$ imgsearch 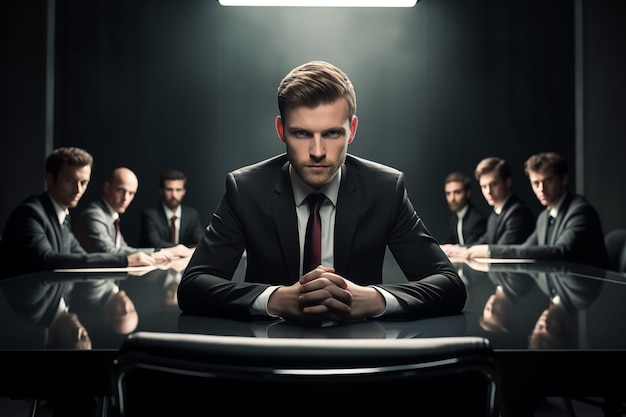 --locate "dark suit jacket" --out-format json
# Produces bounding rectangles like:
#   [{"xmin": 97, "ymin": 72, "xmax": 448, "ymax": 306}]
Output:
[
  {"xmin": 0, "ymin": 193, "xmax": 128, "ymax": 280},
  {"xmin": 442, "ymin": 202, "xmax": 487, "ymax": 245},
  {"xmin": 178, "ymin": 154, "xmax": 466, "ymax": 321},
  {"xmin": 479, "ymin": 193, "xmax": 535, "ymax": 244},
  {"xmin": 139, "ymin": 204, "xmax": 204, "ymax": 248},
  {"xmin": 490, "ymin": 193, "xmax": 610, "ymax": 268}
]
